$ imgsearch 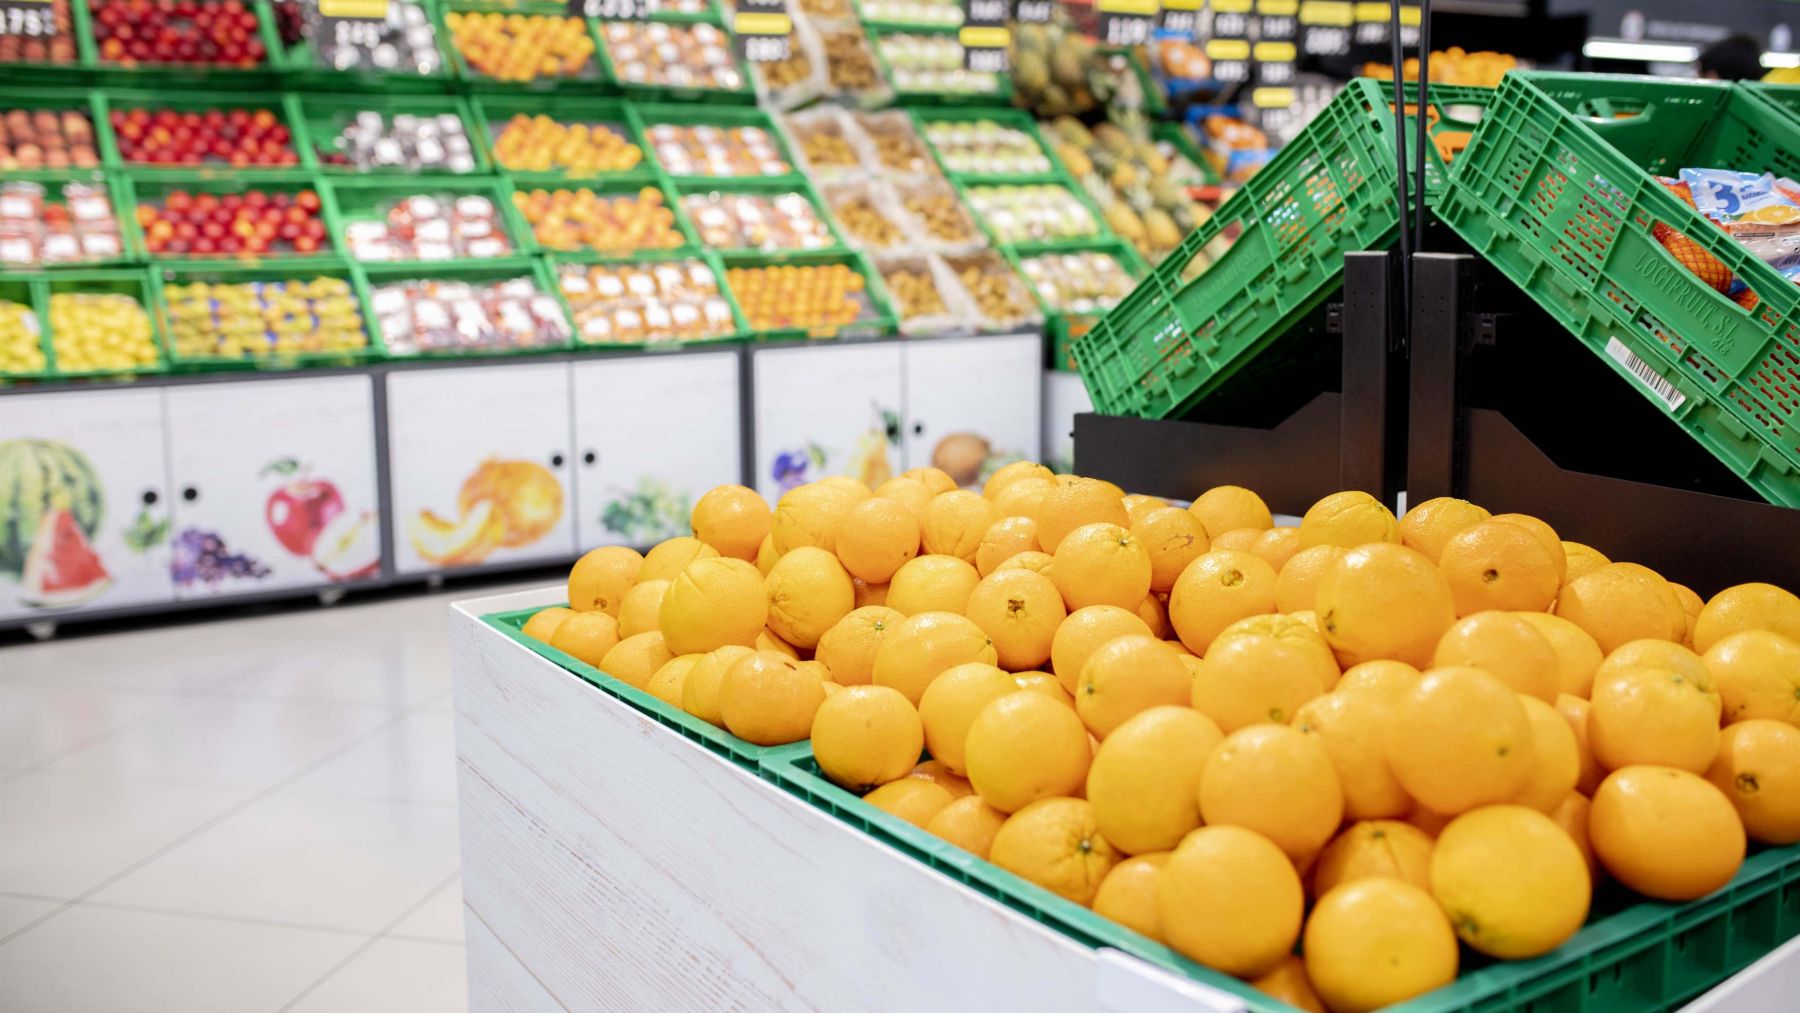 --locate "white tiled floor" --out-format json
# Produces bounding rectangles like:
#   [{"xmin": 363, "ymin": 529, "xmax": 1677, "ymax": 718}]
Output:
[{"xmin": 0, "ymin": 579, "xmax": 531, "ymax": 1012}]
